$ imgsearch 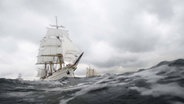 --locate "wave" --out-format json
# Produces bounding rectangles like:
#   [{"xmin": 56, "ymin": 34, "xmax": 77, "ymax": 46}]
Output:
[{"xmin": 0, "ymin": 59, "xmax": 184, "ymax": 104}]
